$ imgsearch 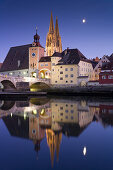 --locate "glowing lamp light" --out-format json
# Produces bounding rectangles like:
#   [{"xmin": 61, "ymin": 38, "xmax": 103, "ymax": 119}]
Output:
[
  {"xmin": 83, "ymin": 146, "xmax": 87, "ymax": 156},
  {"xmin": 24, "ymin": 113, "xmax": 27, "ymax": 120},
  {"xmin": 33, "ymin": 109, "xmax": 37, "ymax": 115},
  {"xmin": 11, "ymin": 113, "xmax": 13, "ymax": 117},
  {"xmin": 40, "ymin": 109, "xmax": 45, "ymax": 115}
]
